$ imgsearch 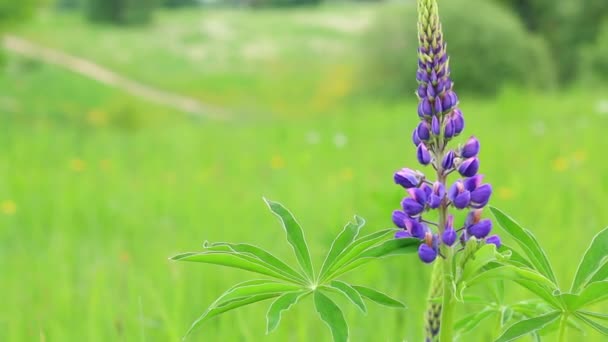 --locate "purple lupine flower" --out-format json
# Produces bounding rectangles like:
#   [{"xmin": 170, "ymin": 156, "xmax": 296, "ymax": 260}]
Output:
[
  {"xmin": 390, "ymin": 0, "xmax": 497, "ymax": 274},
  {"xmin": 458, "ymin": 157, "xmax": 479, "ymax": 177},
  {"xmin": 486, "ymin": 235, "xmax": 502, "ymax": 248},
  {"xmin": 428, "ymin": 182, "xmax": 445, "ymax": 209},
  {"xmin": 417, "ymin": 143, "xmax": 432, "ymax": 165},
  {"xmin": 461, "ymin": 136, "xmax": 480, "ymax": 158},
  {"xmin": 448, "ymin": 180, "xmax": 471, "ymax": 209},
  {"xmin": 394, "ymin": 168, "xmax": 423, "ymax": 189}
]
